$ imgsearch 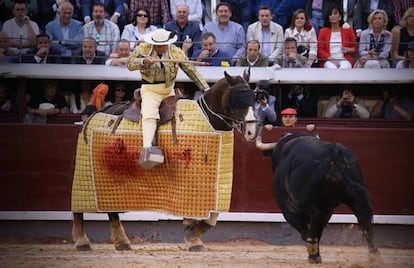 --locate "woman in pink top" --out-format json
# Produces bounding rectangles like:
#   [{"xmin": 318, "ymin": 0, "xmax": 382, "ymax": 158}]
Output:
[{"xmin": 317, "ymin": 7, "xmax": 357, "ymax": 68}]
